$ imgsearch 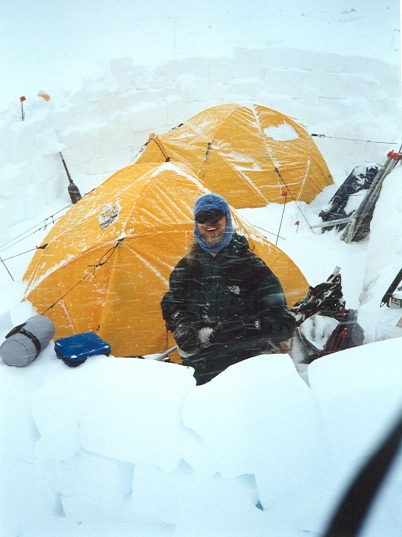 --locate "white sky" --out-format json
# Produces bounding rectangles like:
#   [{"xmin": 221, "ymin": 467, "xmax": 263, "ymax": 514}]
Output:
[{"xmin": 1, "ymin": 0, "xmax": 400, "ymax": 106}]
